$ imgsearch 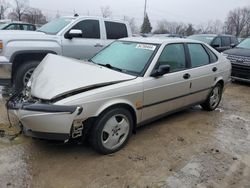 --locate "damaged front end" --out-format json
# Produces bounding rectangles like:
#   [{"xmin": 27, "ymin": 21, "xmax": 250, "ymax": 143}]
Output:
[{"xmin": 6, "ymin": 83, "xmax": 84, "ymax": 142}]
